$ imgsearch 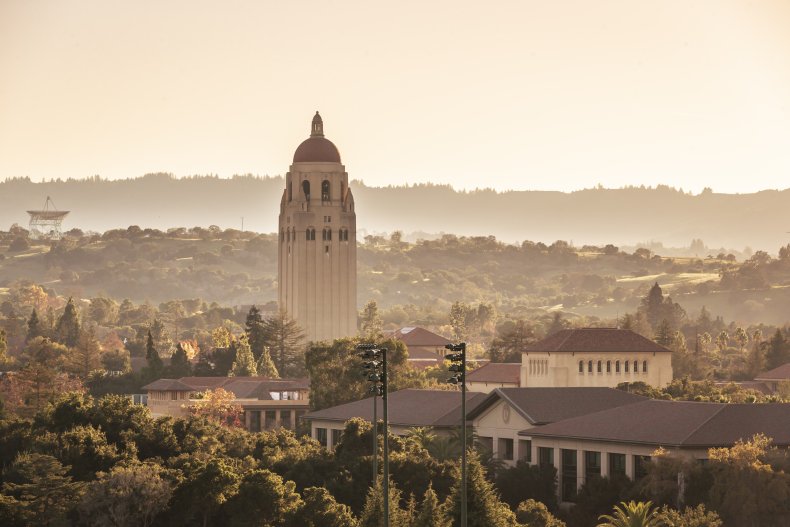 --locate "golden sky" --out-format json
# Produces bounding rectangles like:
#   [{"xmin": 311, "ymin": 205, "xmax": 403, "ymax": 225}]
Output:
[{"xmin": 1, "ymin": 0, "xmax": 789, "ymax": 192}]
